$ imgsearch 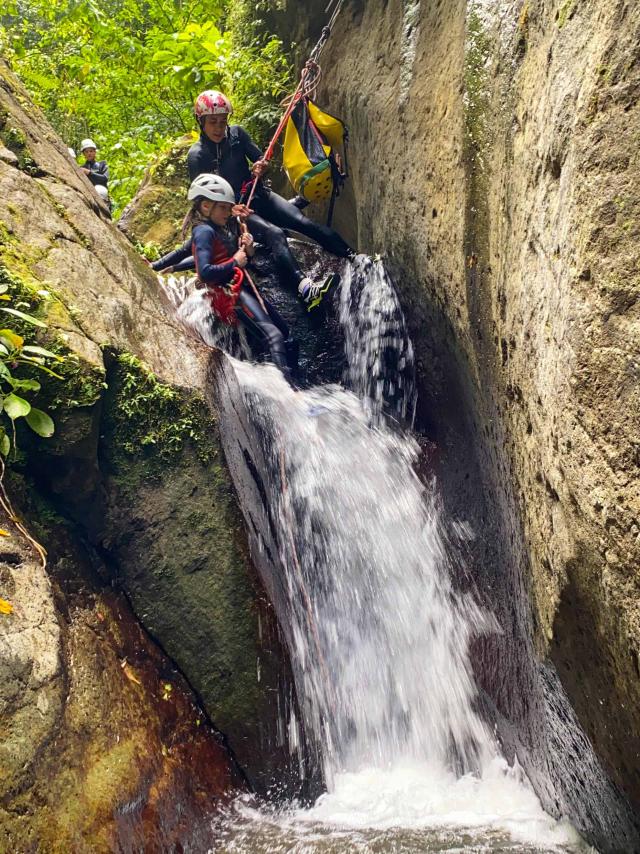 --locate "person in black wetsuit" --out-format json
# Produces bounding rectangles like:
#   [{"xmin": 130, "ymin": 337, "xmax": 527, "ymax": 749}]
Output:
[
  {"xmin": 153, "ymin": 90, "xmax": 354, "ymax": 308},
  {"xmin": 80, "ymin": 138, "xmax": 111, "ymax": 212},
  {"xmin": 187, "ymin": 172, "xmax": 296, "ymax": 383}
]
